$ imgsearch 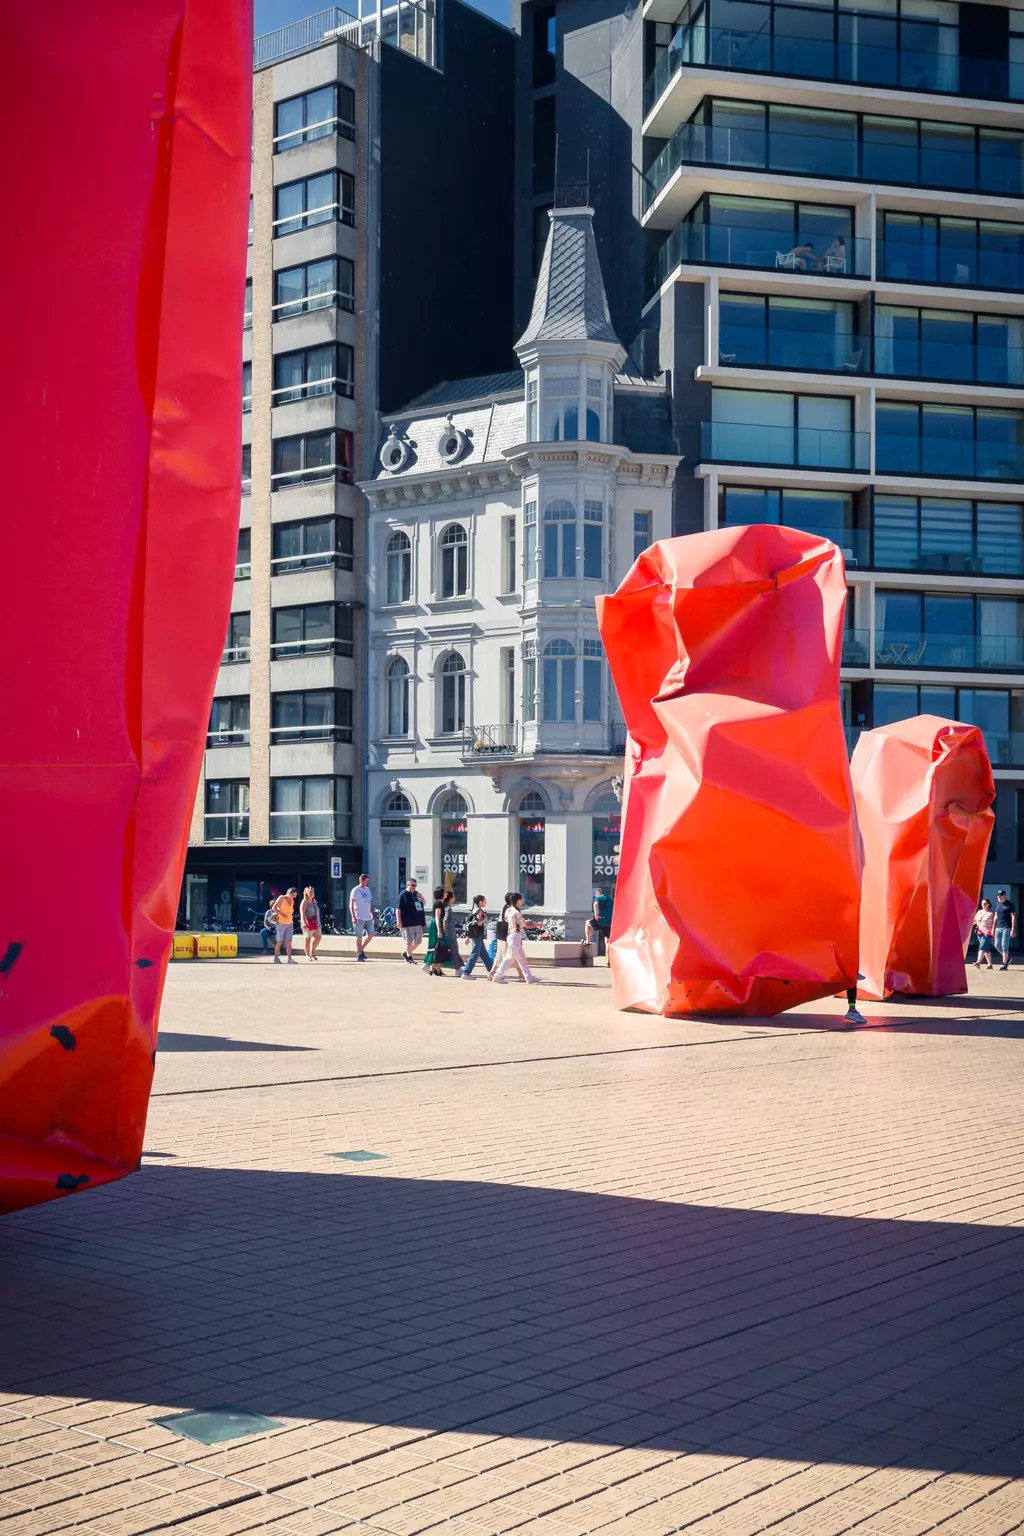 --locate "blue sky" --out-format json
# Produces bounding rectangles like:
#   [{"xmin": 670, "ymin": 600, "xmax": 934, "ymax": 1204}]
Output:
[{"xmin": 255, "ymin": 0, "xmax": 510, "ymax": 33}]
